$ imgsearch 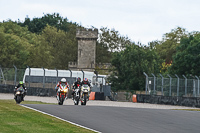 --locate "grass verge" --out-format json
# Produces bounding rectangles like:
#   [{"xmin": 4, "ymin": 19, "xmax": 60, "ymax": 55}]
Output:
[
  {"xmin": 174, "ymin": 109, "xmax": 200, "ymax": 111},
  {"xmin": 0, "ymin": 100, "xmax": 94, "ymax": 133}
]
